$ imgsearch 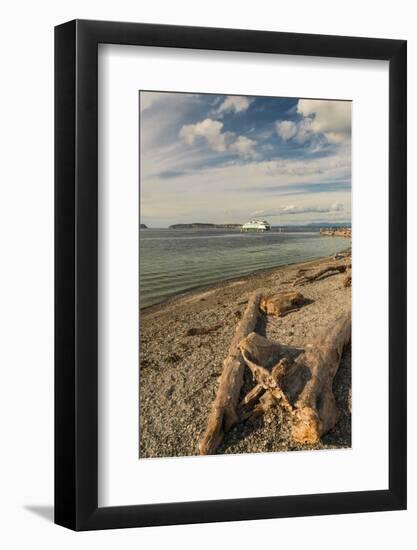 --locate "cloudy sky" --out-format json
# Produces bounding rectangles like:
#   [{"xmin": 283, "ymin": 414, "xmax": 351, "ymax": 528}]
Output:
[{"xmin": 140, "ymin": 91, "xmax": 351, "ymax": 227}]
